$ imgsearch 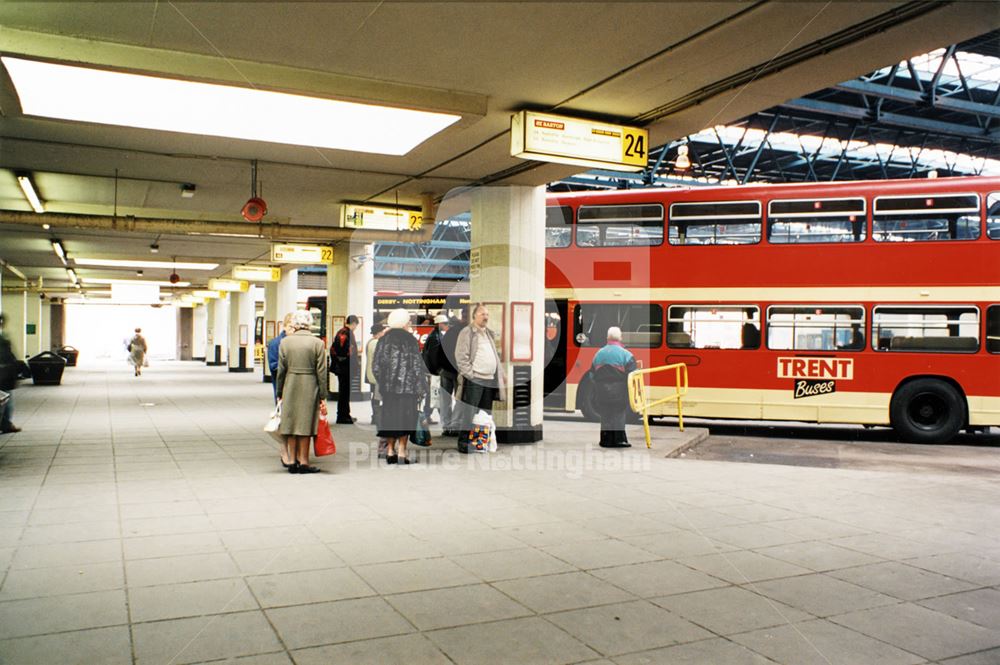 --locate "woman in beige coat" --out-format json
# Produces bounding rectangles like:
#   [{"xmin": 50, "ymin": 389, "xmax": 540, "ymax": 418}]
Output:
[{"xmin": 276, "ymin": 310, "xmax": 328, "ymax": 474}]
